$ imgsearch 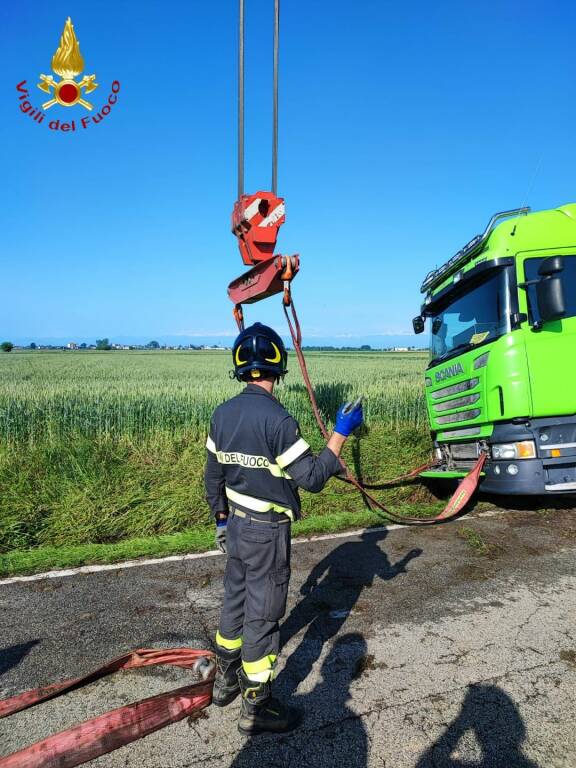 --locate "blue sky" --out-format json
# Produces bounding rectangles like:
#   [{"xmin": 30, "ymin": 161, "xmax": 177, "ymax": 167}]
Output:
[{"xmin": 2, "ymin": 0, "xmax": 576, "ymax": 346}]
